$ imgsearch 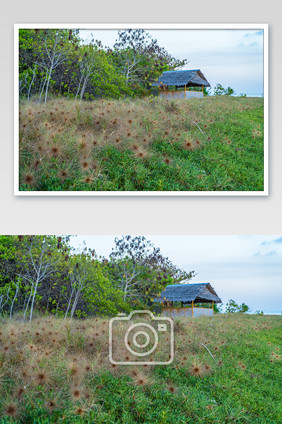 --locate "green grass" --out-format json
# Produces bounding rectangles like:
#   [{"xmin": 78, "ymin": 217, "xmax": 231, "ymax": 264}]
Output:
[
  {"xmin": 0, "ymin": 314, "xmax": 280, "ymax": 423},
  {"xmin": 19, "ymin": 96, "xmax": 264, "ymax": 192}
]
